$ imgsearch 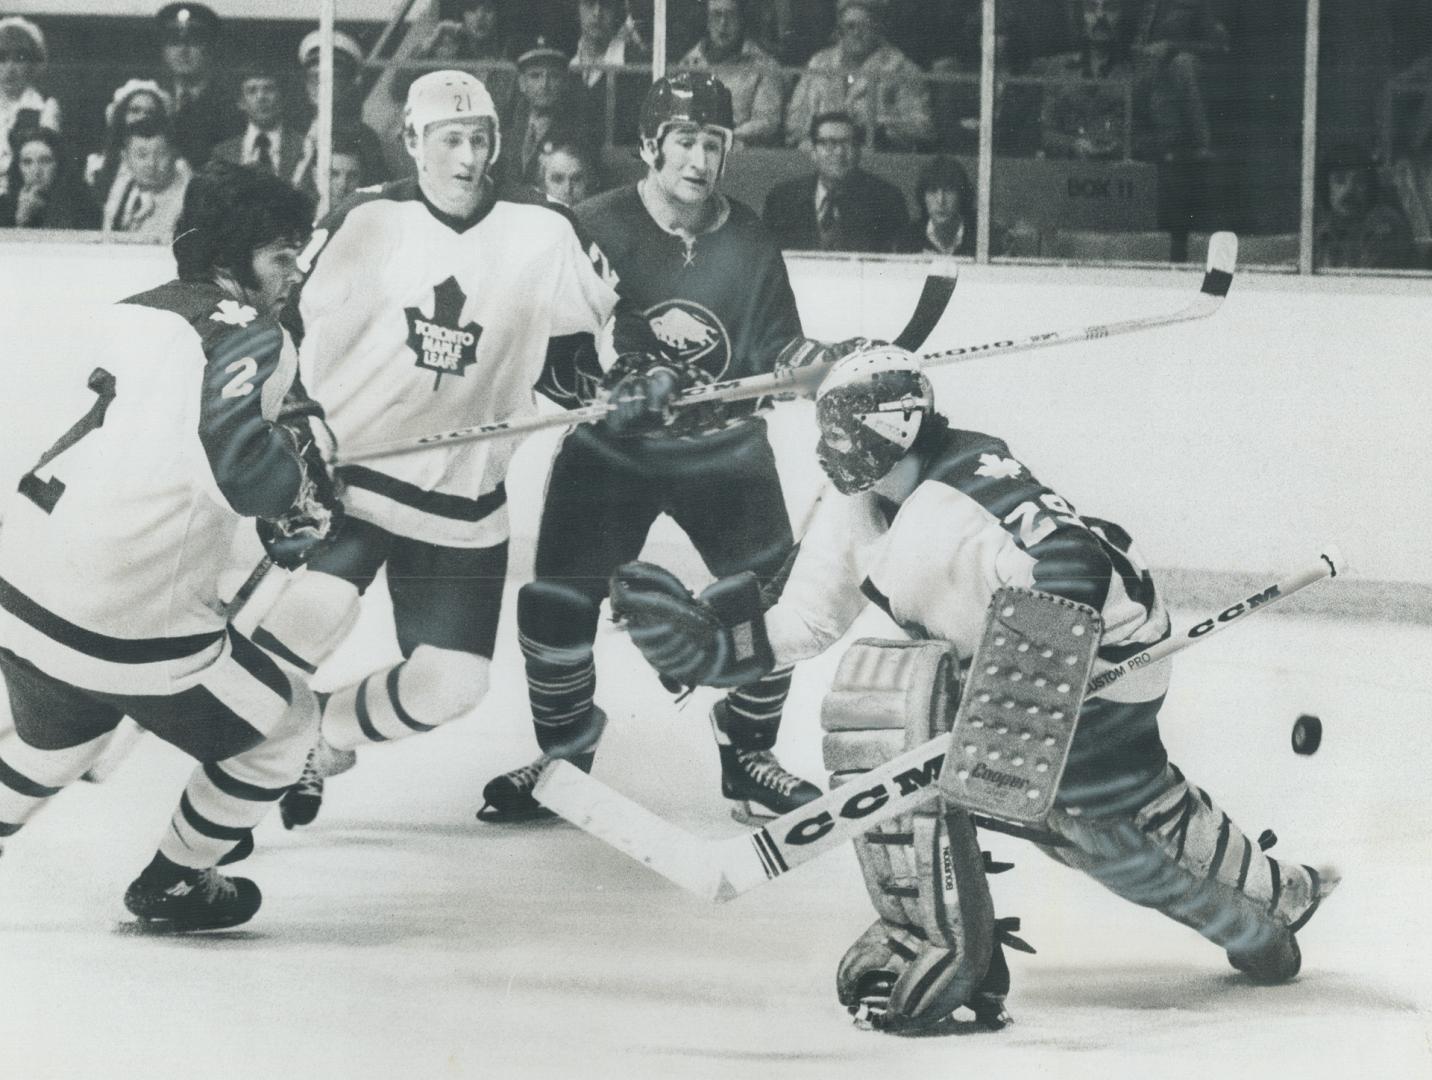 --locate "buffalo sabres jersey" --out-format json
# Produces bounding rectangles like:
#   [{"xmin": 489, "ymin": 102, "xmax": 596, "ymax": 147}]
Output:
[
  {"xmin": 290, "ymin": 178, "xmax": 617, "ymax": 547},
  {"xmin": 575, "ymin": 185, "xmax": 803, "ymax": 436},
  {"xmin": 0, "ymin": 281, "xmax": 305, "ymax": 696},
  {"xmin": 766, "ymin": 428, "xmax": 1173, "ymax": 704}
]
